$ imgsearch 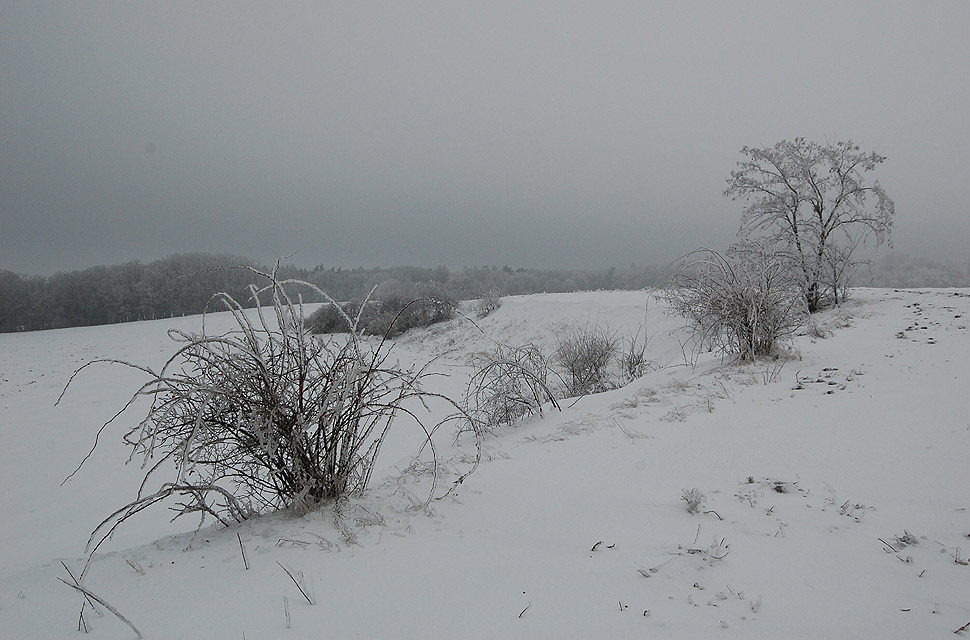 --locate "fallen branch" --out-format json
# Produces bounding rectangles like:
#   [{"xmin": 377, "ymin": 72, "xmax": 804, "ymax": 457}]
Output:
[
  {"xmin": 58, "ymin": 578, "xmax": 142, "ymax": 639},
  {"xmin": 277, "ymin": 561, "xmax": 314, "ymax": 605},
  {"xmin": 60, "ymin": 562, "xmax": 100, "ymax": 615},
  {"xmin": 877, "ymin": 537, "xmax": 899, "ymax": 553},
  {"xmin": 78, "ymin": 601, "xmax": 91, "ymax": 633}
]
